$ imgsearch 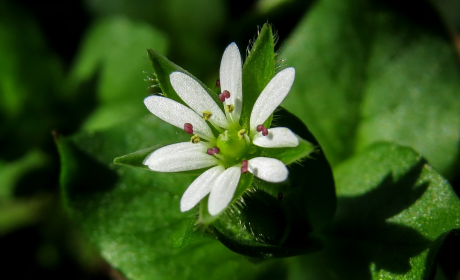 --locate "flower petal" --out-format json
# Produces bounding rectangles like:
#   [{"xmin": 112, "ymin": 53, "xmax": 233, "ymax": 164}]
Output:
[
  {"xmin": 208, "ymin": 166, "xmax": 241, "ymax": 216},
  {"xmin": 180, "ymin": 165, "xmax": 224, "ymax": 212},
  {"xmin": 252, "ymin": 127, "xmax": 299, "ymax": 148},
  {"xmin": 144, "ymin": 142, "xmax": 218, "ymax": 172},
  {"xmin": 248, "ymin": 157, "xmax": 288, "ymax": 183},
  {"xmin": 250, "ymin": 67, "xmax": 295, "ymax": 131},
  {"xmin": 219, "ymin": 43, "xmax": 242, "ymax": 122},
  {"xmin": 170, "ymin": 72, "xmax": 228, "ymax": 129},
  {"xmin": 144, "ymin": 95, "xmax": 215, "ymax": 141}
]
